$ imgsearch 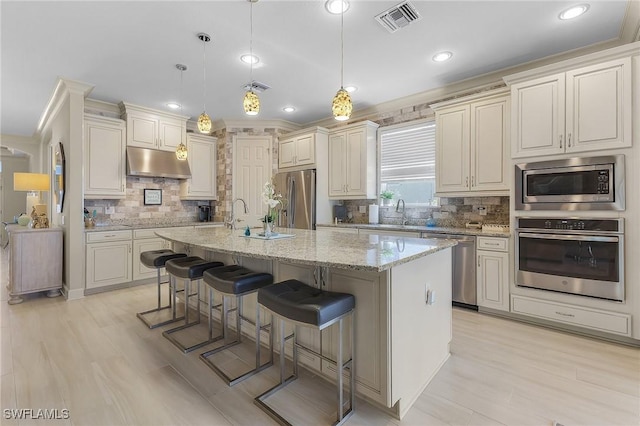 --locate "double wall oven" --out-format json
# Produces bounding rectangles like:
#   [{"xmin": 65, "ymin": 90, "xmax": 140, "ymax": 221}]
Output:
[{"xmin": 514, "ymin": 155, "xmax": 626, "ymax": 302}]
